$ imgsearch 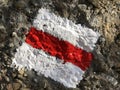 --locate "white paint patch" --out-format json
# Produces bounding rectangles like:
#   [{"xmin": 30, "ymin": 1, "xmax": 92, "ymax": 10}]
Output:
[
  {"xmin": 33, "ymin": 8, "xmax": 100, "ymax": 52},
  {"xmin": 12, "ymin": 43, "xmax": 84, "ymax": 88},
  {"xmin": 12, "ymin": 8, "xmax": 100, "ymax": 88}
]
